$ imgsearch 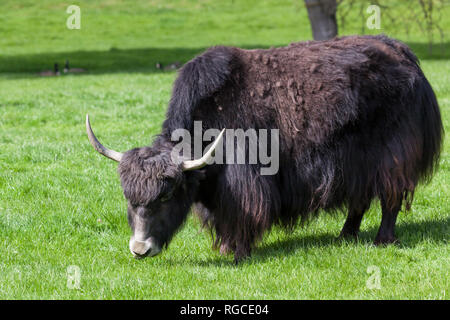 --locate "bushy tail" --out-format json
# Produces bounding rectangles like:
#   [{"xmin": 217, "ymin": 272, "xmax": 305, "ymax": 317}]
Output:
[
  {"xmin": 377, "ymin": 69, "xmax": 443, "ymax": 212},
  {"xmin": 416, "ymin": 74, "xmax": 444, "ymax": 182}
]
